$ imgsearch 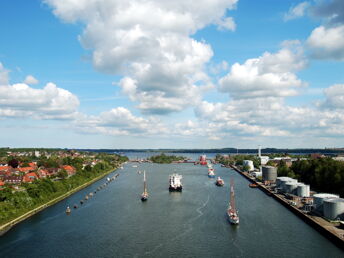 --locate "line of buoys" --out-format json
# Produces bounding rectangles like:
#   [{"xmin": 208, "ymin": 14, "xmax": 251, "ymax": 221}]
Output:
[{"xmin": 67, "ymin": 173, "xmax": 120, "ymax": 215}]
